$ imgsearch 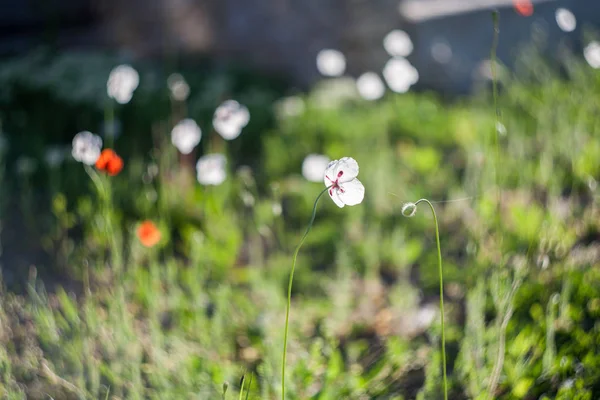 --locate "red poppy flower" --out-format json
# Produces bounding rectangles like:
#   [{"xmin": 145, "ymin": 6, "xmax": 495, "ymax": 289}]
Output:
[
  {"xmin": 514, "ymin": 0, "xmax": 533, "ymax": 17},
  {"xmin": 137, "ymin": 221, "xmax": 161, "ymax": 247},
  {"xmin": 95, "ymin": 149, "xmax": 124, "ymax": 176}
]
